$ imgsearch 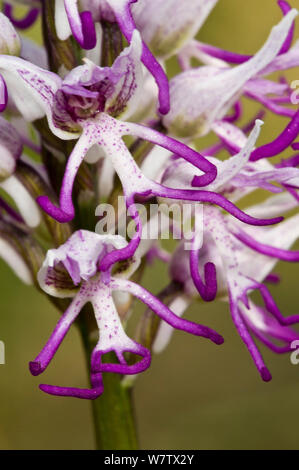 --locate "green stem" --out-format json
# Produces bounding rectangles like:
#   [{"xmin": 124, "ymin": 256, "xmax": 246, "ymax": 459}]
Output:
[
  {"xmin": 91, "ymin": 367, "xmax": 138, "ymax": 450},
  {"xmin": 79, "ymin": 312, "xmax": 139, "ymax": 450}
]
